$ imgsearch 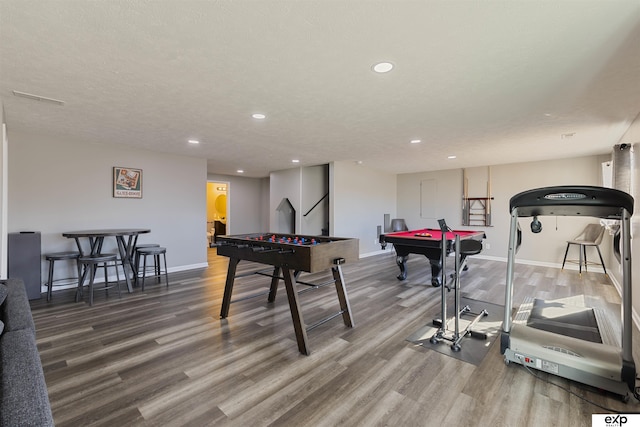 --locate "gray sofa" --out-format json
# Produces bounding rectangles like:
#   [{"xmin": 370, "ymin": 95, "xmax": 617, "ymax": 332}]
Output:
[{"xmin": 0, "ymin": 278, "xmax": 54, "ymax": 427}]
